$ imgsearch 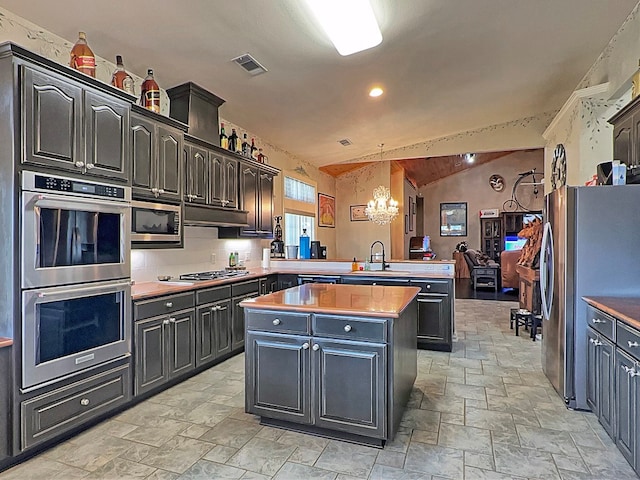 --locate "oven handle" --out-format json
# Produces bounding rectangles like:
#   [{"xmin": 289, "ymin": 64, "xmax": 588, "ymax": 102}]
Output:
[
  {"xmin": 31, "ymin": 193, "xmax": 131, "ymax": 210},
  {"xmin": 34, "ymin": 279, "xmax": 132, "ymax": 299}
]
